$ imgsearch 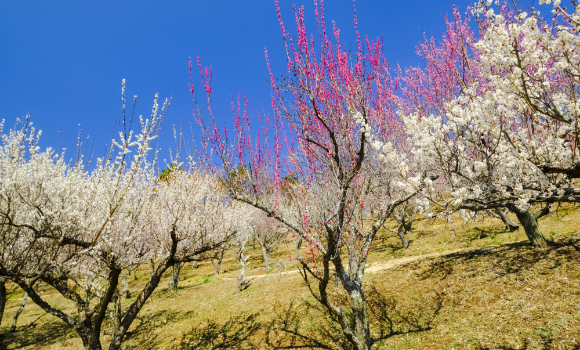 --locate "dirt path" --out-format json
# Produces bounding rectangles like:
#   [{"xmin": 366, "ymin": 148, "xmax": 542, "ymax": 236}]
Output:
[
  {"xmin": 364, "ymin": 247, "xmax": 470, "ymax": 273},
  {"xmin": 225, "ymin": 247, "xmax": 476, "ymax": 281}
]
